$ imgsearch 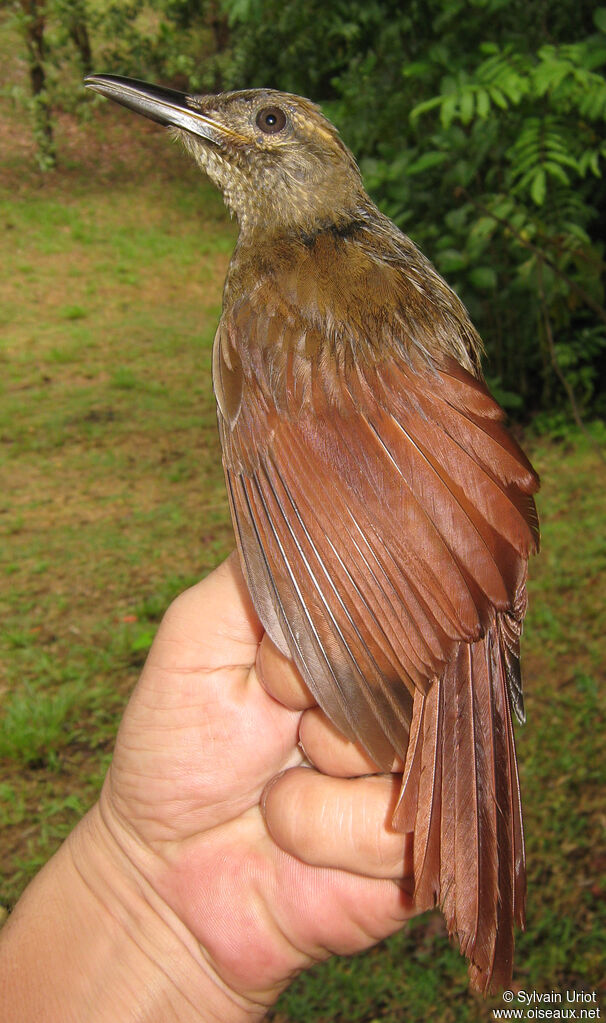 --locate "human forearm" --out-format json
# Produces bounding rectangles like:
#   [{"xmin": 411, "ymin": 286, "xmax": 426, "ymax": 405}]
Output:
[
  {"xmin": 0, "ymin": 802, "xmax": 265, "ymax": 1023},
  {"xmin": 0, "ymin": 558, "xmax": 415, "ymax": 1020}
]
